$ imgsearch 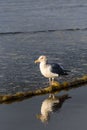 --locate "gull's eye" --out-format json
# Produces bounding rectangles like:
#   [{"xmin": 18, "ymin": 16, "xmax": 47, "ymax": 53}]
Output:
[{"xmin": 41, "ymin": 57, "xmax": 43, "ymax": 59}]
